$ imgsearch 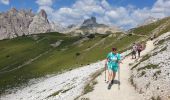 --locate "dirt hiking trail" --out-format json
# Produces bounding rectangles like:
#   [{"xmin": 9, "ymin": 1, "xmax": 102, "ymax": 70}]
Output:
[{"xmin": 79, "ymin": 40, "xmax": 154, "ymax": 100}]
